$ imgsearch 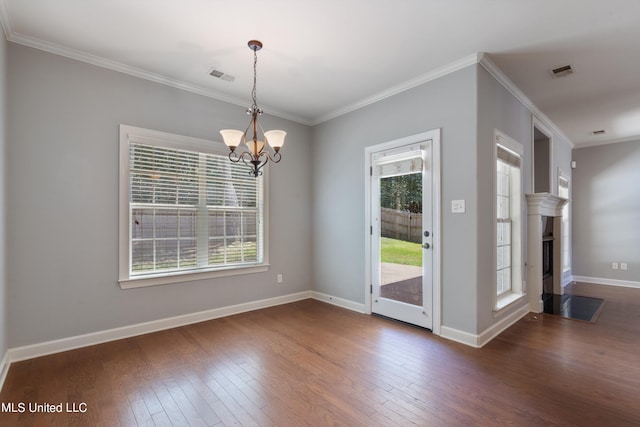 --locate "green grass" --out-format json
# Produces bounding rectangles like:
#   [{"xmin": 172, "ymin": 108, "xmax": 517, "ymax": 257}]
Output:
[{"xmin": 381, "ymin": 237, "xmax": 422, "ymax": 266}]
